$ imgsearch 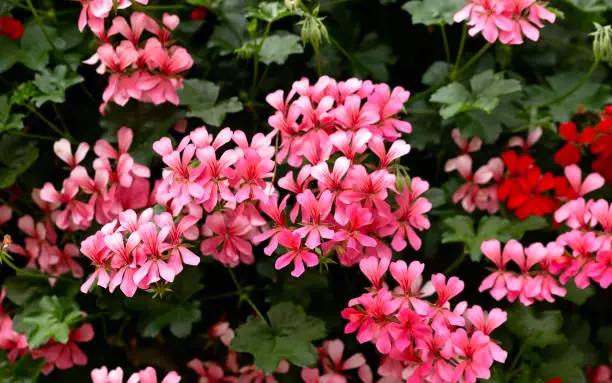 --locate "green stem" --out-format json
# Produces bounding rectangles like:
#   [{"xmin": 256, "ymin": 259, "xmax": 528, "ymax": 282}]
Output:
[
  {"xmin": 451, "ymin": 42, "xmax": 492, "ymax": 80},
  {"xmin": 253, "ymin": 66, "xmax": 271, "ymax": 98},
  {"xmin": 539, "ymin": 59, "xmax": 600, "ymax": 108},
  {"xmin": 330, "ymin": 36, "xmax": 369, "ymax": 76},
  {"xmin": 405, "ymin": 107, "xmax": 439, "ymax": 115},
  {"xmin": 508, "ymin": 343, "xmax": 528, "ymax": 373},
  {"xmin": 227, "ymin": 267, "xmax": 269, "ymax": 325},
  {"xmin": 251, "ymin": 22, "xmax": 273, "ymax": 98},
  {"xmin": 1, "ymin": 253, "xmax": 74, "ymax": 282},
  {"xmin": 25, "ymin": 104, "xmax": 73, "ymax": 141},
  {"xmin": 440, "ymin": 24, "xmax": 451, "ymax": 64},
  {"xmin": 452, "ymin": 24, "xmax": 468, "ymax": 77},
  {"xmin": 52, "ymin": 104, "xmax": 69, "ymax": 133},
  {"xmin": 443, "ymin": 250, "xmax": 467, "ymax": 275},
  {"xmin": 25, "ymin": 0, "xmax": 57, "ymax": 51},
  {"xmin": 9, "ymin": 131, "xmax": 56, "ymax": 141},
  {"xmin": 406, "ymin": 83, "xmax": 443, "ymax": 104},
  {"xmin": 315, "ymin": 49, "xmax": 323, "ymax": 76}
]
